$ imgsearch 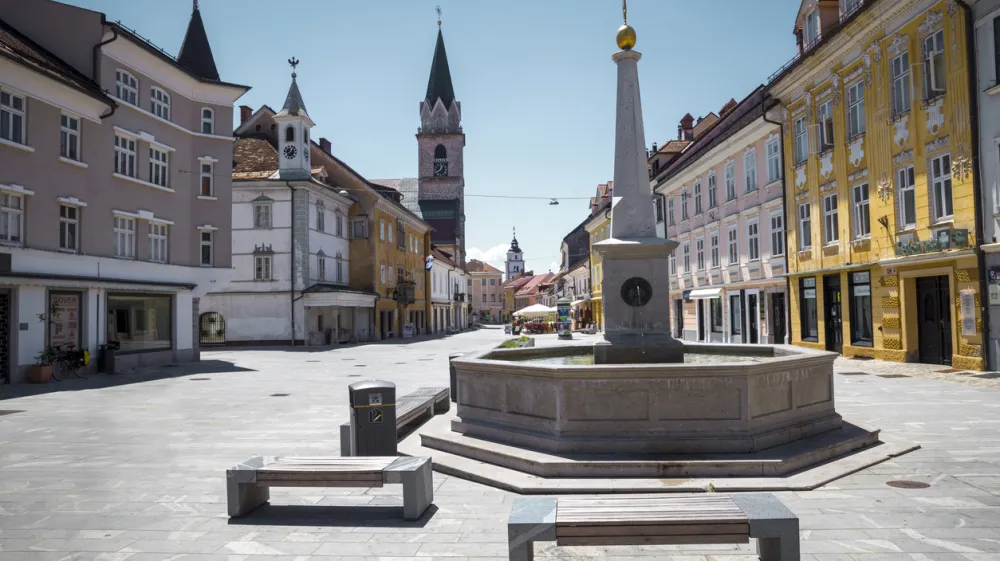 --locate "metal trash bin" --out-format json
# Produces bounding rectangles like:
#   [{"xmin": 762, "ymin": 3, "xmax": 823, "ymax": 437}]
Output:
[
  {"xmin": 98, "ymin": 342, "xmax": 120, "ymax": 374},
  {"xmin": 348, "ymin": 380, "xmax": 397, "ymax": 456}
]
